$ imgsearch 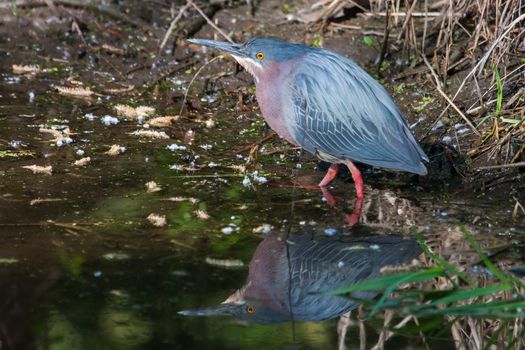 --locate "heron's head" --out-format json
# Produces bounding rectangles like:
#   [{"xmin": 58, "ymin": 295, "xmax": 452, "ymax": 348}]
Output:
[
  {"xmin": 188, "ymin": 38, "xmax": 311, "ymax": 82},
  {"xmin": 178, "ymin": 285, "xmax": 290, "ymax": 323}
]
